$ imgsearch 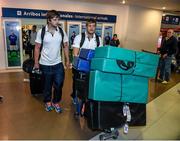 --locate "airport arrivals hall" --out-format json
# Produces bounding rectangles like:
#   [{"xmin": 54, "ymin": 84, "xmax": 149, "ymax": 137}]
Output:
[{"xmin": 0, "ymin": 0, "xmax": 180, "ymax": 140}]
